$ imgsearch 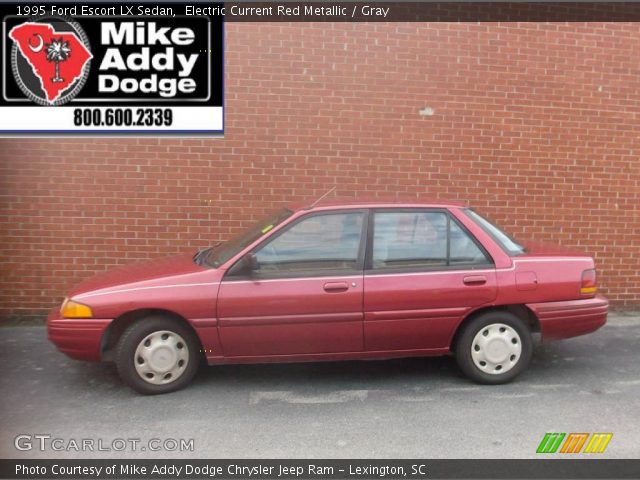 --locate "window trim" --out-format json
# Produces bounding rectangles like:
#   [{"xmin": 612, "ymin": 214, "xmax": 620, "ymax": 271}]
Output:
[
  {"xmin": 364, "ymin": 208, "xmax": 494, "ymax": 275},
  {"xmin": 462, "ymin": 208, "xmax": 526, "ymax": 257},
  {"xmin": 448, "ymin": 213, "xmax": 494, "ymax": 267},
  {"xmin": 223, "ymin": 209, "xmax": 370, "ymax": 281}
]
